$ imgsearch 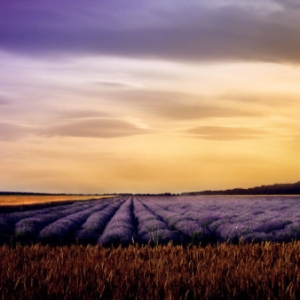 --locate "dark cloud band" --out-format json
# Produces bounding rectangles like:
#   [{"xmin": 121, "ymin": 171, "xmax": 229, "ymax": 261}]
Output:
[{"xmin": 1, "ymin": 0, "xmax": 300, "ymax": 62}]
